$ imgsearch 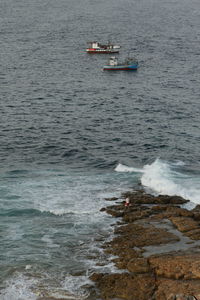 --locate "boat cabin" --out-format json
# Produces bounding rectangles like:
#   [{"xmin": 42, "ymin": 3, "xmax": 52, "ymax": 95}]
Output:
[
  {"xmin": 108, "ymin": 56, "xmax": 118, "ymax": 66},
  {"xmin": 125, "ymin": 57, "xmax": 138, "ymax": 65},
  {"xmin": 87, "ymin": 41, "xmax": 120, "ymax": 50},
  {"xmin": 88, "ymin": 41, "xmax": 100, "ymax": 49}
]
